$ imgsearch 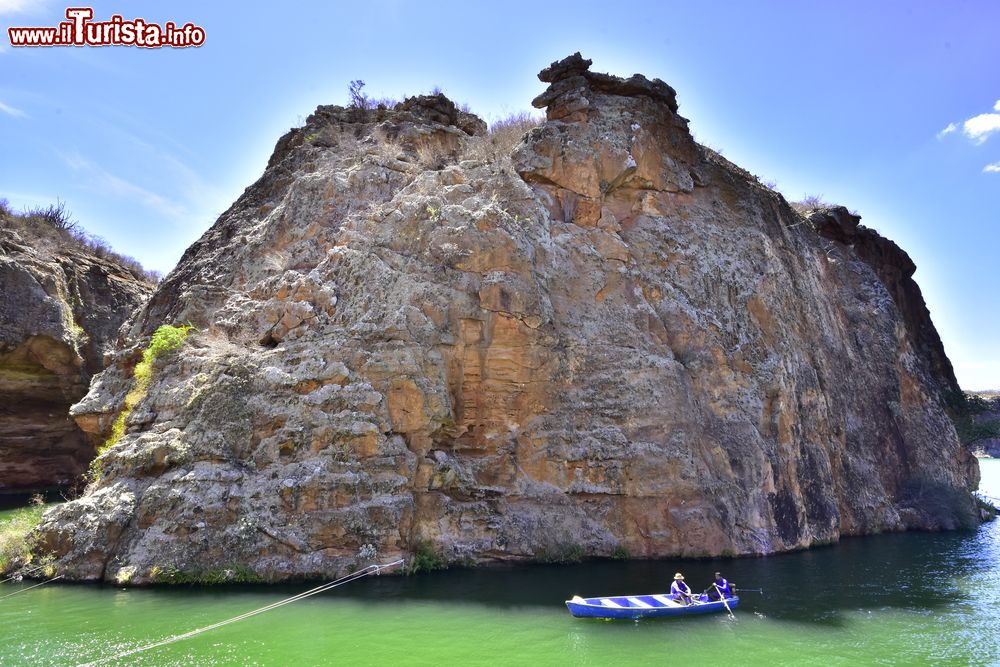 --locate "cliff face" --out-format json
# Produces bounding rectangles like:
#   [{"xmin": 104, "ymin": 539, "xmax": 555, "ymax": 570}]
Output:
[
  {"xmin": 0, "ymin": 228, "xmax": 152, "ymax": 495},
  {"xmin": 805, "ymin": 206, "xmax": 961, "ymax": 397},
  {"xmin": 35, "ymin": 54, "xmax": 978, "ymax": 582}
]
